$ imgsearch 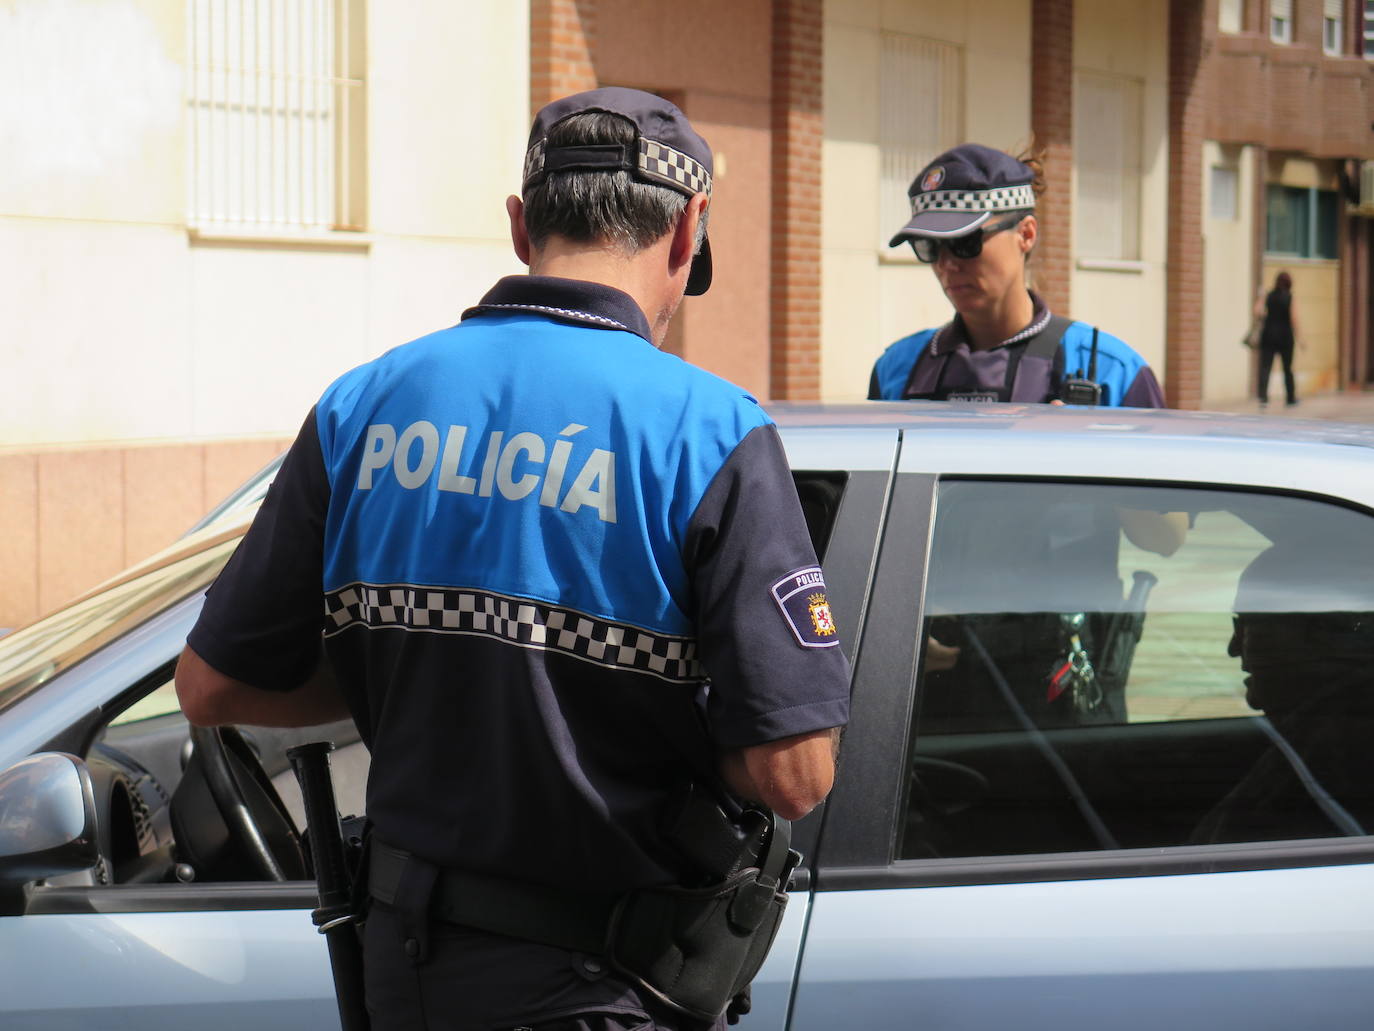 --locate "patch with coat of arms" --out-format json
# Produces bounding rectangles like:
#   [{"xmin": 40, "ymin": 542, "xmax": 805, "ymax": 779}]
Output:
[{"xmin": 770, "ymin": 566, "xmax": 841, "ymax": 648}]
